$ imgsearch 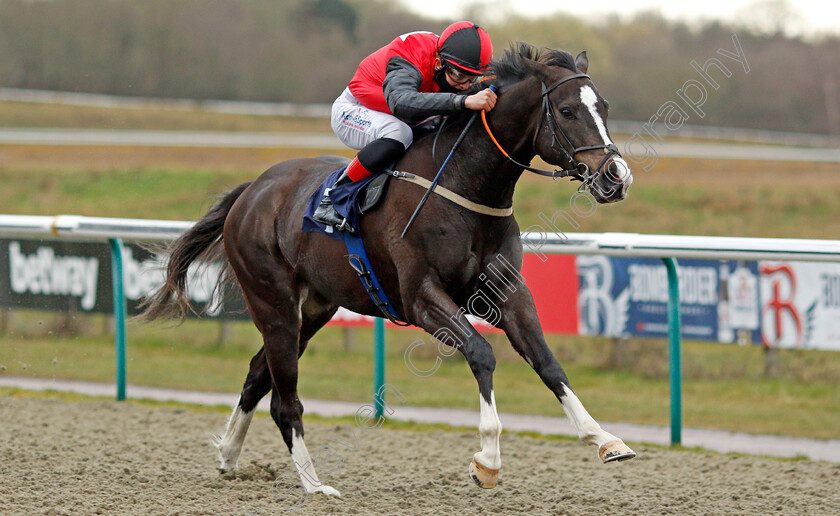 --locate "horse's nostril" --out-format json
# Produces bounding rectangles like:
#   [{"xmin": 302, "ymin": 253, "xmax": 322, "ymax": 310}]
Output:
[{"xmin": 605, "ymin": 161, "xmax": 620, "ymax": 182}]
